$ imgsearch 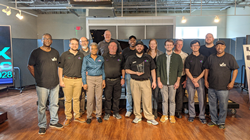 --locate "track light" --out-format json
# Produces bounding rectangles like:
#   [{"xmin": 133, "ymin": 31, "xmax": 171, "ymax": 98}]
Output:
[
  {"xmin": 16, "ymin": 10, "xmax": 23, "ymax": 20},
  {"xmin": 214, "ymin": 16, "xmax": 220, "ymax": 23},
  {"xmin": 2, "ymin": 6, "xmax": 11, "ymax": 16},
  {"xmin": 181, "ymin": 16, "xmax": 187, "ymax": 23}
]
